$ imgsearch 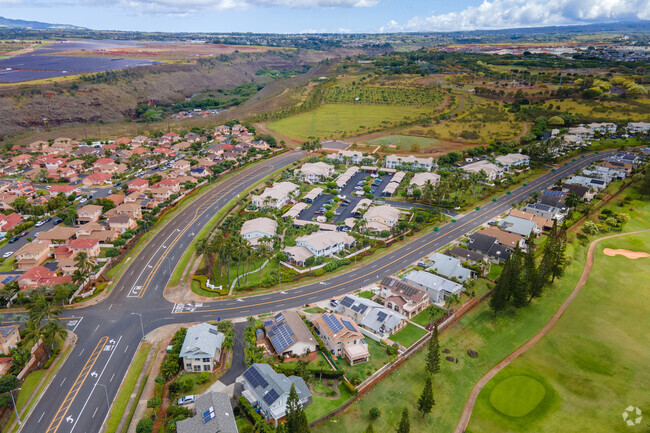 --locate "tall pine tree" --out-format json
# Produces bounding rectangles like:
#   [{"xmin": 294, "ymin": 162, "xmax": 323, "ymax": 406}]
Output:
[
  {"xmin": 509, "ymin": 245, "xmax": 528, "ymax": 309},
  {"xmin": 285, "ymin": 384, "xmax": 309, "ymax": 433},
  {"xmin": 396, "ymin": 408, "xmax": 410, "ymax": 433},
  {"xmin": 425, "ymin": 325, "xmax": 440, "ymax": 375},
  {"xmin": 364, "ymin": 422, "xmax": 375, "ymax": 433},
  {"xmin": 417, "ymin": 377, "xmax": 435, "ymax": 418}
]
